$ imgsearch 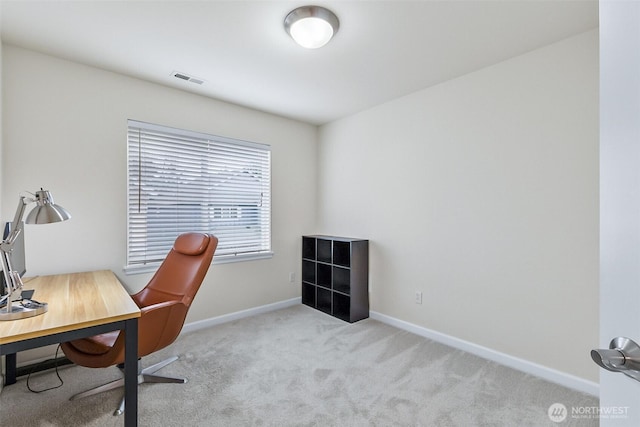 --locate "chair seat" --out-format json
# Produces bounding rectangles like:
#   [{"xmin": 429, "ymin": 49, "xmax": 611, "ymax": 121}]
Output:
[{"xmin": 65, "ymin": 331, "xmax": 119, "ymax": 355}]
